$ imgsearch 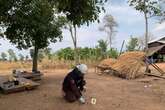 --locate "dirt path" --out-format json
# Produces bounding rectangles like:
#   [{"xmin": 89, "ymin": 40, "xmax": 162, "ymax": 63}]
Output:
[{"xmin": 0, "ymin": 69, "xmax": 165, "ymax": 110}]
